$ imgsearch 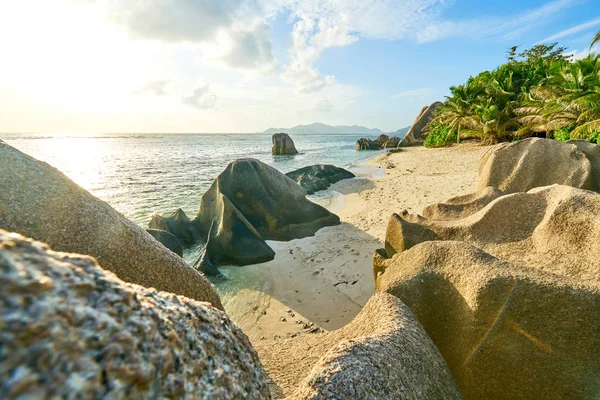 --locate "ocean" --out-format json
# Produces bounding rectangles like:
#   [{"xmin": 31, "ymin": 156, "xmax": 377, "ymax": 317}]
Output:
[{"xmin": 3, "ymin": 132, "xmax": 385, "ymax": 278}]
